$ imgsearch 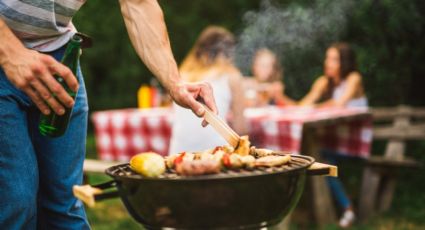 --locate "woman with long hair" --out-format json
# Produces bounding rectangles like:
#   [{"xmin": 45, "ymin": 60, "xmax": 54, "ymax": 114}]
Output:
[
  {"xmin": 315, "ymin": 43, "xmax": 366, "ymax": 227},
  {"xmin": 285, "ymin": 43, "xmax": 367, "ymax": 227},
  {"xmin": 168, "ymin": 26, "xmax": 246, "ymax": 154},
  {"xmin": 290, "ymin": 42, "xmax": 367, "ymax": 107}
]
